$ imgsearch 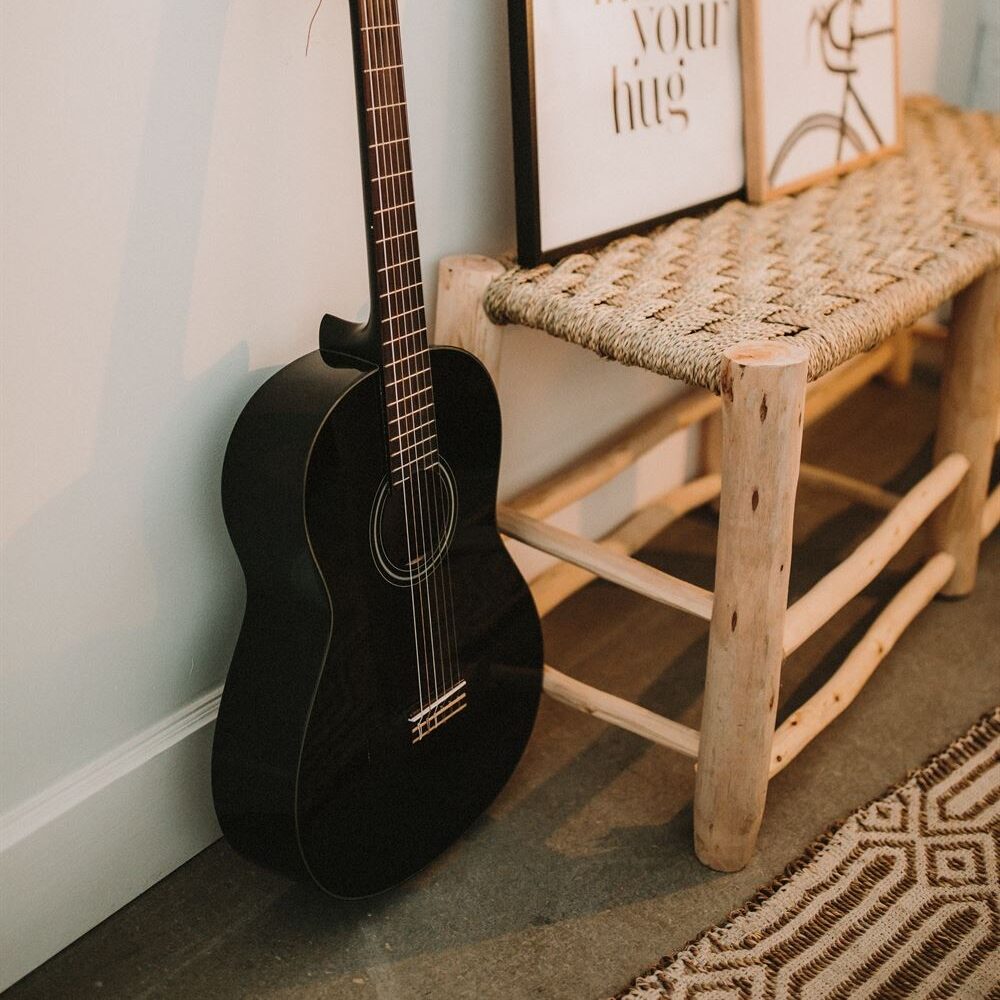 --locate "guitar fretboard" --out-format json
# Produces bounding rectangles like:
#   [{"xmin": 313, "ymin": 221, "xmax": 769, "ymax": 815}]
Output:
[{"xmin": 356, "ymin": 0, "xmax": 435, "ymax": 487}]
